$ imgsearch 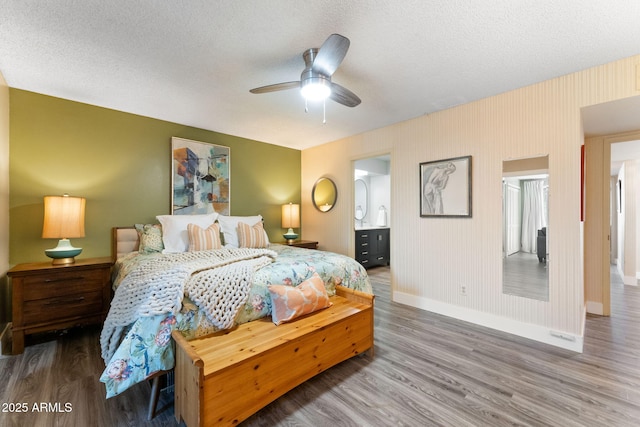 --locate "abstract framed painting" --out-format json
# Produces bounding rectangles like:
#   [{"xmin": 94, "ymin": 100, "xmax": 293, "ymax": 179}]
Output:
[
  {"xmin": 171, "ymin": 137, "xmax": 230, "ymax": 215},
  {"xmin": 419, "ymin": 155, "xmax": 472, "ymax": 218}
]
